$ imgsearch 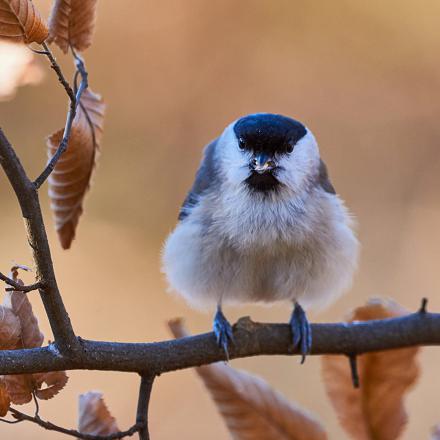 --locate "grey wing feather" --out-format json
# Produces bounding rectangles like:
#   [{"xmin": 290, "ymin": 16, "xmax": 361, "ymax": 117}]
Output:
[
  {"xmin": 318, "ymin": 159, "xmax": 336, "ymax": 194},
  {"xmin": 178, "ymin": 139, "xmax": 219, "ymax": 221}
]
